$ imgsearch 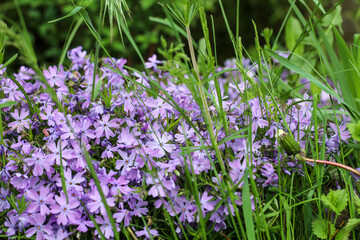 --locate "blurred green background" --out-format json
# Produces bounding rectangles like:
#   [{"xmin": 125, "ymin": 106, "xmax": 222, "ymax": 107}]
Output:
[{"xmin": 0, "ymin": 0, "xmax": 359, "ymax": 71}]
